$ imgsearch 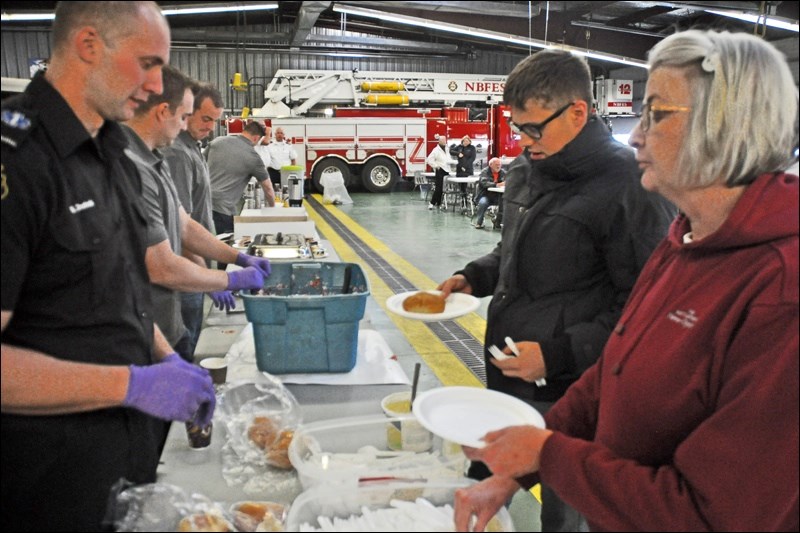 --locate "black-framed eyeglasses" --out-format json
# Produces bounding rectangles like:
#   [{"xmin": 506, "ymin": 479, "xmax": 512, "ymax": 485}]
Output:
[
  {"xmin": 638, "ymin": 102, "xmax": 692, "ymax": 133},
  {"xmin": 507, "ymin": 101, "xmax": 574, "ymax": 140}
]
